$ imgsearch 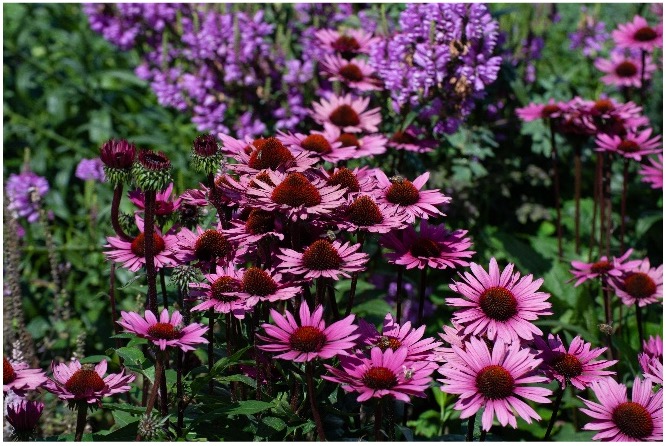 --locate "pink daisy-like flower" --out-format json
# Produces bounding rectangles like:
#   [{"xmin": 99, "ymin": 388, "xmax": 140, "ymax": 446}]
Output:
[
  {"xmin": 386, "ymin": 127, "xmax": 434, "ymax": 153},
  {"xmin": 372, "ymin": 171, "xmax": 450, "ymax": 222},
  {"xmin": 174, "ymin": 223, "xmax": 237, "ymax": 269},
  {"xmin": 583, "ymin": 97, "xmax": 649, "ymax": 135},
  {"xmin": 128, "ymin": 182, "xmax": 182, "ymax": 216},
  {"xmin": 188, "ymin": 264, "xmax": 252, "ymax": 319},
  {"xmin": 643, "ymin": 335, "xmax": 663, "ymax": 359},
  {"xmin": 104, "ymin": 215, "xmax": 180, "ymax": 272},
  {"xmin": 237, "ymin": 266, "xmax": 302, "ymax": 303},
  {"xmin": 446, "ymin": 258, "xmax": 552, "ymax": 343},
  {"xmin": 324, "ymin": 347, "xmax": 438, "ymax": 402},
  {"xmin": 221, "ymin": 134, "xmax": 318, "ymax": 176},
  {"xmin": 569, "ymin": 248, "xmax": 642, "ymax": 286},
  {"xmin": 381, "ymin": 221, "xmax": 475, "ymax": 270},
  {"xmin": 315, "ymin": 28, "xmax": 379, "ymax": 58},
  {"xmin": 611, "ymin": 258, "xmax": 663, "ymax": 307},
  {"xmin": 318, "ymin": 166, "xmax": 378, "ymax": 198},
  {"xmin": 612, "ymin": 15, "xmax": 663, "ymax": 52},
  {"xmin": 639, "ymin": 353, "xmax": 663, "ymax": 385},
  {"xmin": 580, "ymin": 376, "xmax": 663, "ymax": 441},
  {"xmin": 326, "ymin": 127, "xmax": 388, "ymax": 158},
  {"xmin": 320, "ymin": 55, "xmax": 381, "ymax": 91},
  {"xmin": 276, "ymin": 238, "xmax": 369, "ymax": 280},
  {"xmin": 311, "ymin": 93, "xmax": 381, "ymax": 134},
  {"xmin": 277, "ymin": 130, "xmax": 357, "ymax": 164},
  {"xmin": 438, "ymin": 337, "xmax": 552, "ymax": 432},
  {"xmin": 246, "ymin": 170, "xmax": 347, "ymax": 221},
  {"xmin": 118, "ymin": 308, "xmax": 208, "ymax": 351},
  {"xmin": 516, "ymin": 99, "xmax": 564, "ymax": 122},
  {"xmin": 356, "ymin": 313, "xmax": 443, "ymax": 361},
  {"xmin": 223, "ymin": 208, "xmax": 285, "ymax": 246},
  {"xmin": 6, "ymin": 399, "xmax": 44, "ymax": 436},
  {"xmin": 639, "ymin": 154, "xmax": 663, "ymax": 189},
  {"xmin": 595, "ymin": 51, "xmax": 657, "ymax": 88},
  {"xmin": 179, "ymin": 187, "xmax": 209, "ymax": 207},
  {"xmin": 44, "ymin": 360, "xmax": 134, "ymax": 405},
  {"xmin": 432, "ymin": 322, "xmax": 470, "ymax": 364},
  {"xmin": 596, "ymin": 128, "xmax": 662, "ymax": 161},
  {"xmin": 257, "ymin": 302, "xmax": 359, "ymax": 362},
  {"xmin": 3, "ymin": 357, "xmax": 48, "ymax": 396},
  {"xmin": 534, "ymin": 334, "xmax": 617, "ymax": 390},
  {"xmin": 336, "ymin": 195, "xmax": 409, "ymax": 234}
]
